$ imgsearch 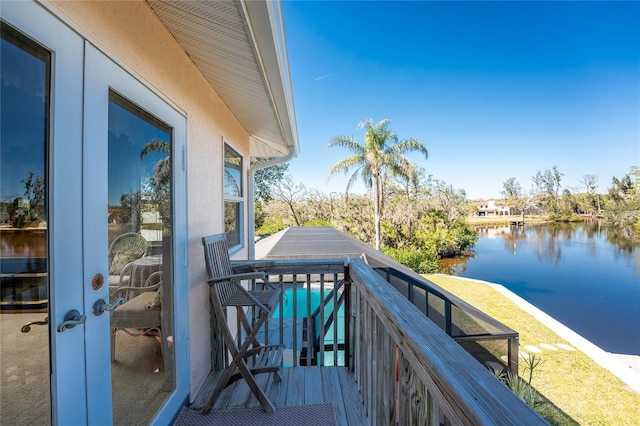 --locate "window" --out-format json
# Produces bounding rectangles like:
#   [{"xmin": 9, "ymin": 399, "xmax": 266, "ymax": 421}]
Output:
[
  {"xmin": 223, "ymin": 143, "xmax": 243, "ymax": 250},
  {"xmin": 108, "ymin": 90, "xmax": 176, "ymax": 421}
]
